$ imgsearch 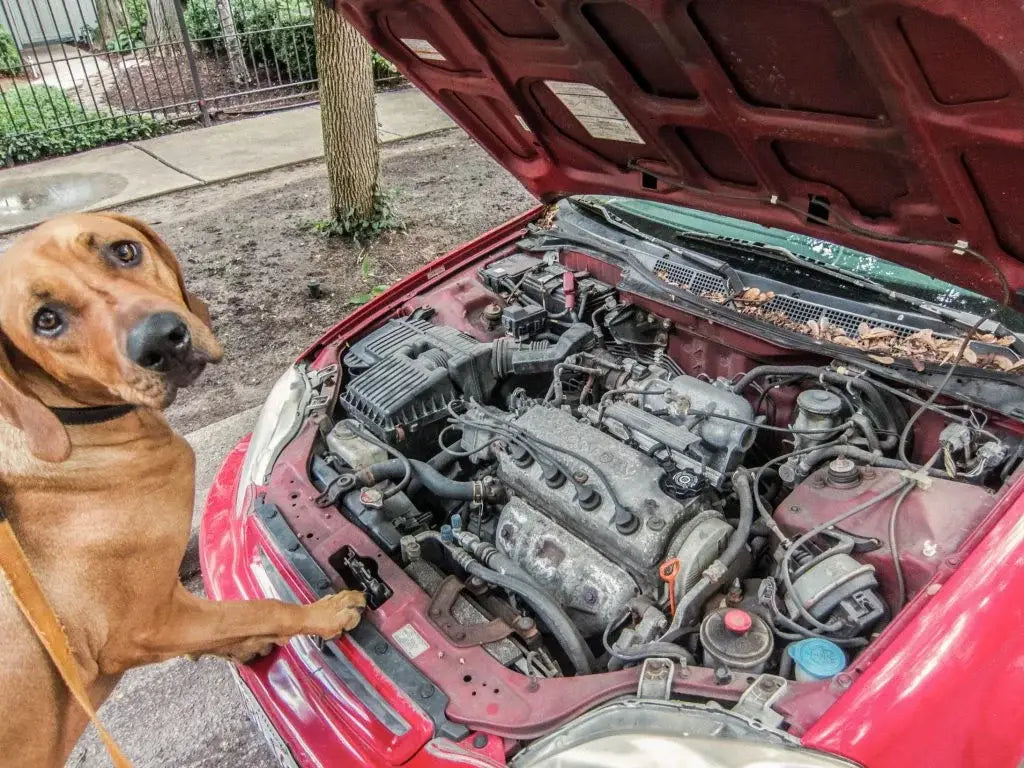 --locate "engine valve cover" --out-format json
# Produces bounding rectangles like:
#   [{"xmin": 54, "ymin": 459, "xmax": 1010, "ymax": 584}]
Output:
[
  {"xmin": 496, "ymin": 497, "xmax": 639, "ymax": 636},
  {"xmin": 491, "ymin": 405, "xmax": 706, "ymax": 581}
]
